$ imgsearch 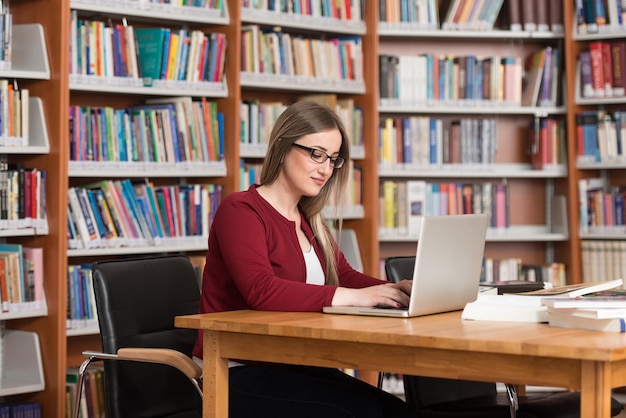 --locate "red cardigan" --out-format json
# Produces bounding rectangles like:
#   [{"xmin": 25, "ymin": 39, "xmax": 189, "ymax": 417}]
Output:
[{"xmin": 192, "ymin": 186, "xmax": 382, "ymax": 358}]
